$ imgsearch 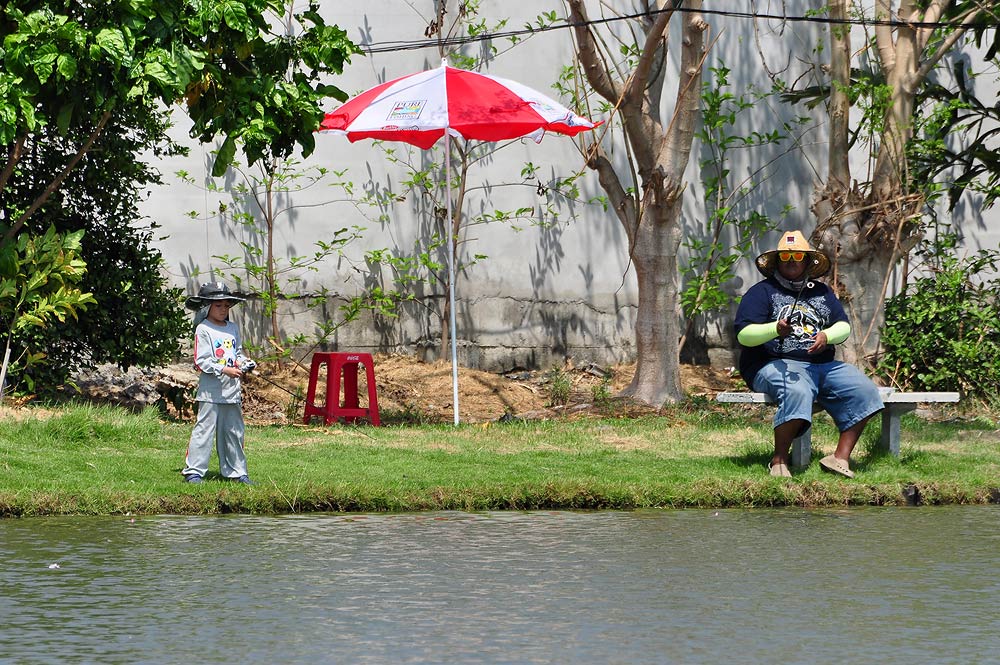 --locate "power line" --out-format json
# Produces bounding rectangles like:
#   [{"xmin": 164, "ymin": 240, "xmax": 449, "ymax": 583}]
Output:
[{"xmin": 359, "ymin": 5, "xmax": 999, "ymax": 55}]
